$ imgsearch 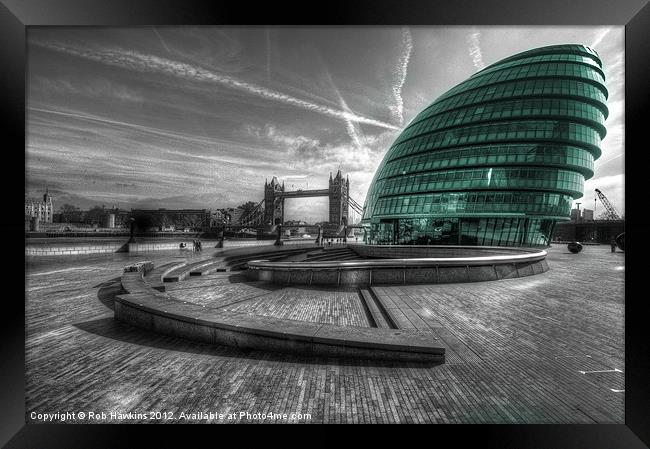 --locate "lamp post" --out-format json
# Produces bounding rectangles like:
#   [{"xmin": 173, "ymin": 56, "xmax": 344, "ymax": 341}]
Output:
[
  {"xmin": 127, "ymin": 217, "xmax": 136, "ymax": 243},
  {"xmin": 315, "ymin": 224, "xmax": 322, "ymax": 246},
  {"xmin": 216, "ymin": 219, "xmax": 225, "ymax": 248},
  {"xmin": 274, "ymin": 224, "xmax": 283, "ymax": 246}
]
